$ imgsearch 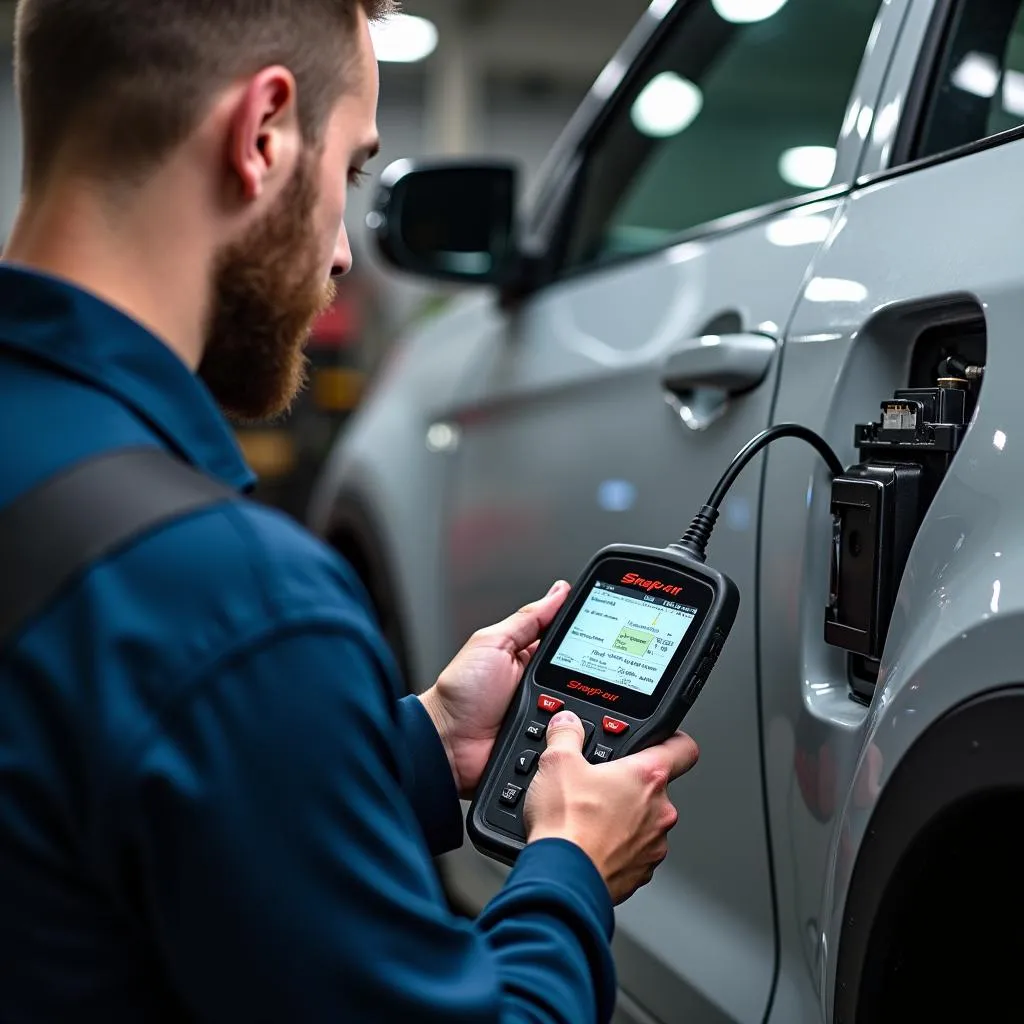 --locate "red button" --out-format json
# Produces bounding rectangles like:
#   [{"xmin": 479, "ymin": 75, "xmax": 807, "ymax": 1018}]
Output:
[
  {"xmin": 538, "ymin": 694, "xmax": 565, "ymax": 714},
  {"xmin": 602, "ymin": 716, "xmax": 629, "ymax": 735}
]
